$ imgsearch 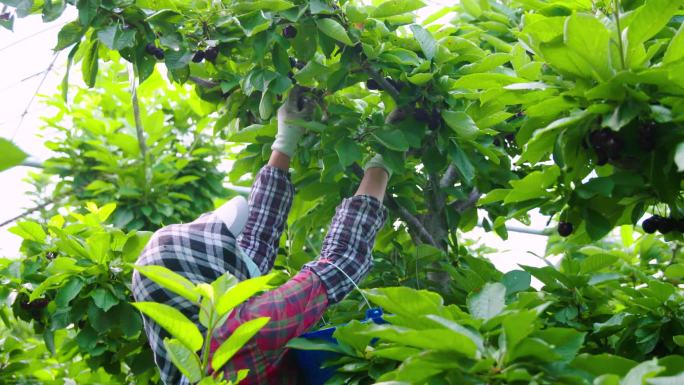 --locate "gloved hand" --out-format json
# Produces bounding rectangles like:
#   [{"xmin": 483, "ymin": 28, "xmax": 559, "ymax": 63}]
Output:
[
  {"xmin": 364, "ymin": 154, "xmax": 392, "ymax": 179},
  {"xmin": 271, "ymin": 86, "xmax": 315, "ymax": 158}
]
